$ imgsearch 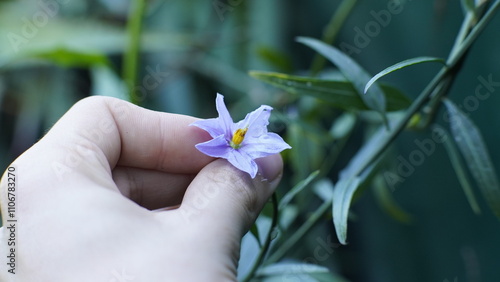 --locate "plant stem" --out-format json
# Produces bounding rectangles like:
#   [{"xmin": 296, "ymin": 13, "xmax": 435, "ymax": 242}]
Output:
[
  {"xmin": 266, "ymin": 198, "xmax": 331, "ymax": 265},
  {"xmin": 123, "ymin": 0, "xmax": 147, "ymax": 105},
  {"xmin": 259, "ymin": 0, "xmax": 500, "ymax": 270},
  {"xmin": 449, "ymin": 11, "xmax": 474, "ymax": 59},
  {"xmin": 421, "ymin": 0, "xmax": 500, "ymax": 127},
  {"xmin": 354, "ymin": 0, "xmax": 500, "ymax": 178},
  {"xmin": 447, "ymin": 0, "xmax": 500, "ymax": 66},
  {"xmin": 419, "ymin": 75, "xmax": 455, "ymax": 128},
  {"xmin": 242, "ymin": 193, "xmax": 279, "ymax": 282}
]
